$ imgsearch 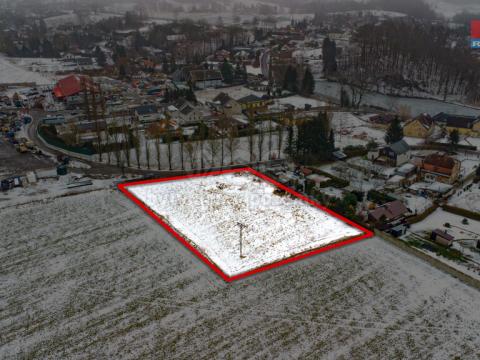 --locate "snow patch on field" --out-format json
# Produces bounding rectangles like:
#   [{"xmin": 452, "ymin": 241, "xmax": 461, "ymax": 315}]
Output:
[{"xmin": 127, "ymin": 171, "xmax": 362, "ymax": 277}]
